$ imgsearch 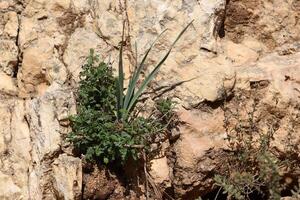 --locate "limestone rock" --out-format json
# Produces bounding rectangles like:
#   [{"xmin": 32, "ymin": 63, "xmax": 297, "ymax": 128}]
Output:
[
  {"xmin": 149, "ymin": 141, "xmax": 173, "ymax": 188},
  {"xmin": 221, "ymin": 40, "xmax": 259, "ymax": 66},
  {"xmin": 52, "ymin": 154, "xmax": 82, "ymax": 200},
  {"xmin": 0, "ymin": 98, "xmax": 31, "ymax": 200},
  {"xmin": 0, "ymin": 40, "xmax": 18, "ymax": 76},
  {"xmin": 154, "ymin": 53, "xmax": 236, "ymax": 106},
  {"xmin": 165, "ymin": 50, "xmax": 300, "ymax": 198},
  {"xmin": 18, "ymin": 38, "xmax": 67, "ymax": 97},
  {"xmin": 171, "ymin": 108, "xmax": 226, "ymax": 199},
  {"xmin": 63, "ymin": 28, "xmax": 110, "ymax": 82},
  {"xmin": 26, "ymin": 87, "xmax": 79, "ymax": 199},
  {"xmin": 0, "ymin": 72, "xmax": 17, "ymax": 95},
  {"xmin": 18, "ymin": 39, "xmax": 53, "ymax": 97},
  {"xmin": 89, "ymin": 0, "xmax": 235, "ymax": 106},
  {"xmin": 0, "ymin": 0, "xmax": 300, "ymax": 199},
  {"xmin": 4, "ymin": 11, "xmax": 19, "ymax": 38},
  {"xmin": 236, "ymin": 52, "xmax": 300, "ymax": 106},
  {"xmin": 150, "ymin": 156, "xmax": 171, "ymax": 186},
  {"xmin": 225, "ymin": 0, "xmax": 300, "ymax": 51}
]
